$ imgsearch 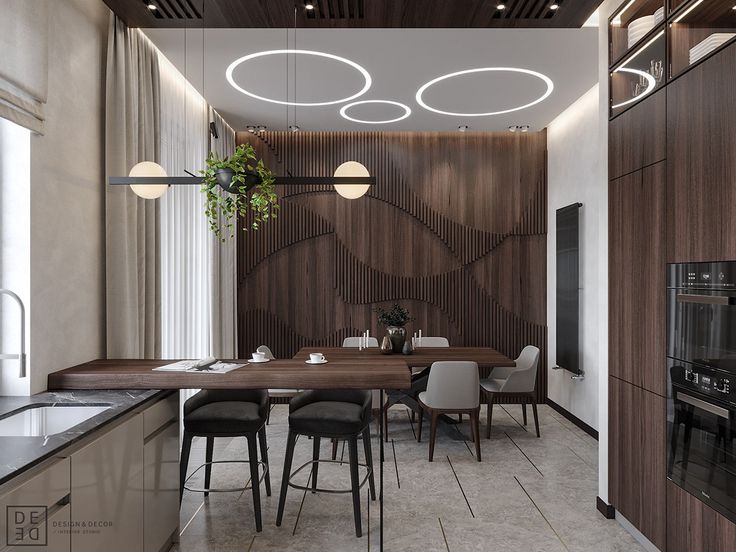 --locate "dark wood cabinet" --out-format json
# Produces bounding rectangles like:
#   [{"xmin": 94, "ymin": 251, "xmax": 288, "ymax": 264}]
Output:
[
  {"xmin": 667, "ymin": 480, "xmax": 736, "ymax": 552},
  {"xmin": 609, "ymin": 89, "xmax": 666, "ymax": 180},
  {"xmin": 667, "ymin": 41, "xmax": 736, "ymax": 263},
  {"xmin": 609, "ymin": 376, "xmax": 667, "ymax": 550},
  {"xmin": 609, "ymin": 161, "xmax": 666, "ymax": 396}
]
